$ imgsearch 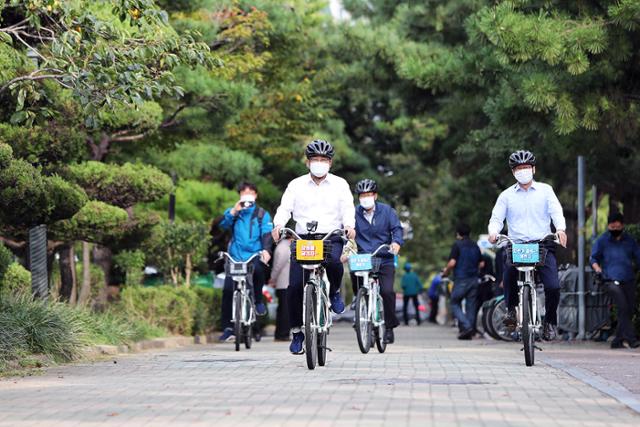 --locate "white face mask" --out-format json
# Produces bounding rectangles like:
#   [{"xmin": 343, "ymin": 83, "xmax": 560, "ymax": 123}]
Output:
[
  {"xmin": 309, "ymin": 161, "xmax": 330, "ymax": 178},
  {"xmin": 514, "ymin": 168, "xmax": 533, "ymax": 185},
  {"xmin": 360, "ymin": 196, "xmax": 375, "ymax": 210},
  {"xmin": 240, "ymin": 194, "xmax": 256, "ymax": 203}
]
